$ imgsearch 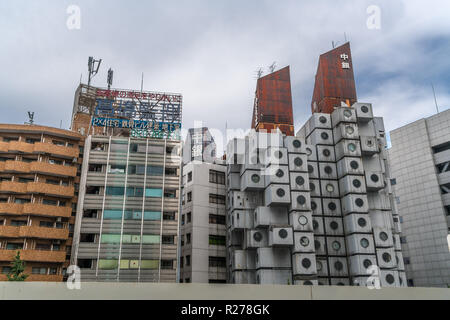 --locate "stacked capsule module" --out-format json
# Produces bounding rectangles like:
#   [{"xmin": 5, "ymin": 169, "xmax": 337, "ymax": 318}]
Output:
[{"xmin": 226, "ymin": 130, "xmax": 318, "ymax": 284}]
